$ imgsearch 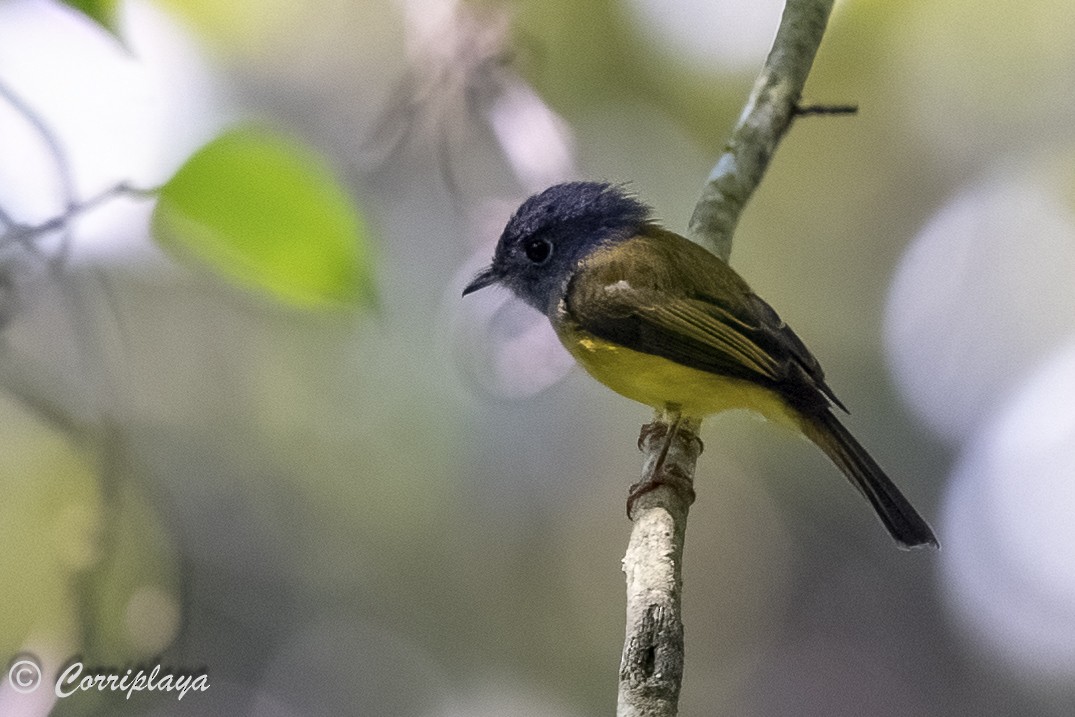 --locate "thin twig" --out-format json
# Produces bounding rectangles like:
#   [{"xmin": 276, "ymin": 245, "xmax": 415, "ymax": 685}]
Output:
[
  {"xmin": 0, "ymin": 80, "xmax": 77, "ymax": 205},
  {"xmin": 618, "ymin": 2, "xmax": 840, "ymax": 715},
  {"xmin": 0, "ymin": 83, "xmax": 150, "ymax": 441},
  {"xmin": 794, "ymin": 102, "xmax": 857, "ymax": 116},
  {"xmin": 0, "ymin": 182, "xmax": 146, "ymax": 255},
  {"xmin": 0, "ymin": 77, "xmax": 81, "ymax": 267}
]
